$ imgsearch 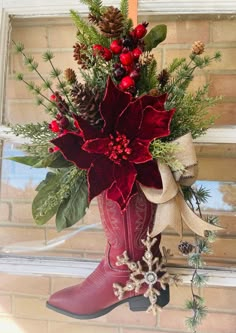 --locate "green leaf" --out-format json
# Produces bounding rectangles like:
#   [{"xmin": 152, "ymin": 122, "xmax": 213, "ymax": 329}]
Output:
[
  {"xmin": 56, "ymin": 176, "xmax": 88, "ymax": 231},
  {"xmin": 144, "ymin": 24, "xmax": 167, "ymax": 52},
  {"xmin": 48, "ymin": 151, "xmax": 73, "ymax": 168},
  {"xmin": 32, "ymin": 171, "xmax": 62, "ymax": 225},
  {"xmin": 35, "ymin": 172, "xmax": 55, "ymax": 191},
  {"xmin": 8, "ymin": 151, "xmax": 72, "ymax": 169},
  {"xmin": 7, "ymin": 155, "xmax": 43, "ymax": 167}
]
